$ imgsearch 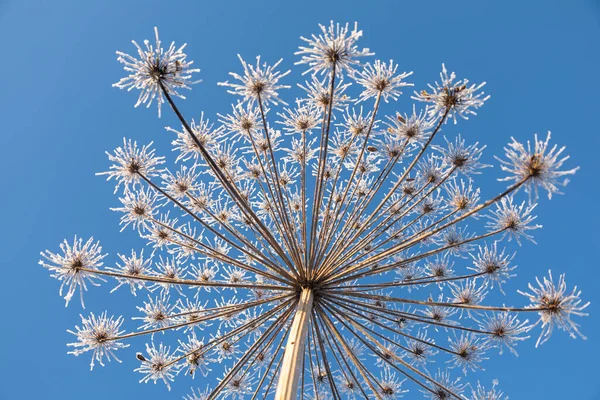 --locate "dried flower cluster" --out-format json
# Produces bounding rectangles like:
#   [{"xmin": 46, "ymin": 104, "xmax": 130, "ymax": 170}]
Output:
[{"xmin": 41, "ymin": 22, "xmax": 588, "ymax": 399}]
